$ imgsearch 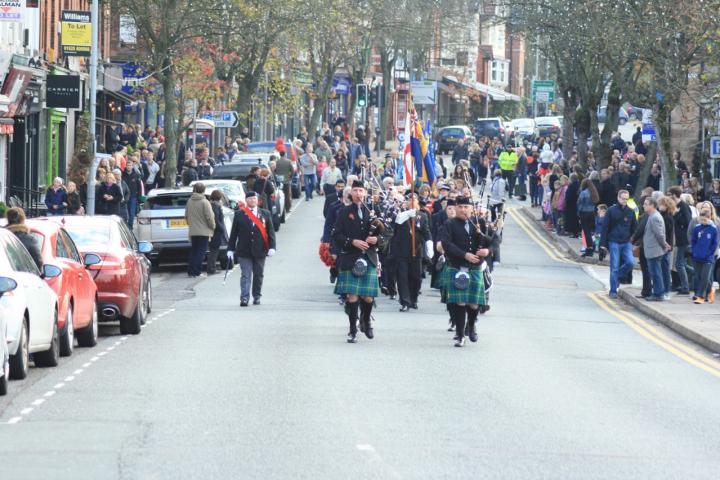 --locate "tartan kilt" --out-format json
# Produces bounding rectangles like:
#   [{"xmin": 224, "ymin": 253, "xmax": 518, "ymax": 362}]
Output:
[
  {"xmin": 334, "ymin": 266, "xmax": 380, "ymax": 297},
  {"xmin": 445, "ymin": 267, "xmax": 485, "ymax": 305}
]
